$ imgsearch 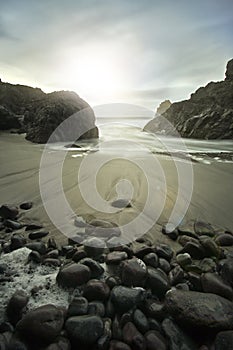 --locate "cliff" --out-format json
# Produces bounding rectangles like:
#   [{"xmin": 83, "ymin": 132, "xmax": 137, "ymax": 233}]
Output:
[
  {"xmin": 144, "ymin": 59, "xmax": 233, "ymax": 139},
  {"xmin": 0, "ymin": 80, "xmax": 98, "ymax": 143}
]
